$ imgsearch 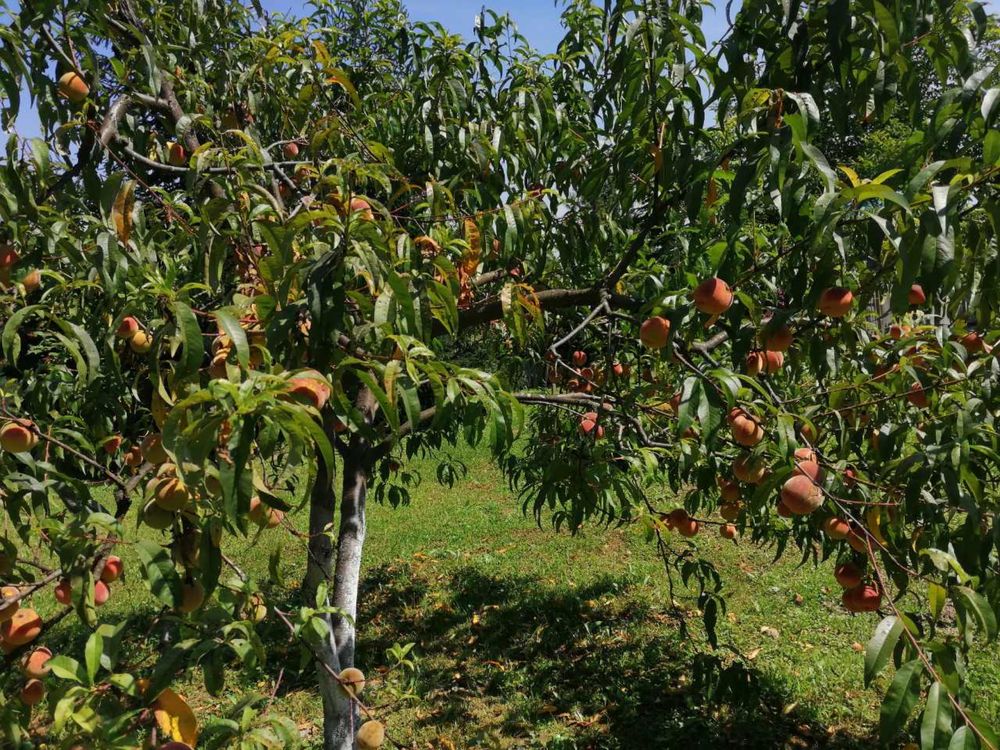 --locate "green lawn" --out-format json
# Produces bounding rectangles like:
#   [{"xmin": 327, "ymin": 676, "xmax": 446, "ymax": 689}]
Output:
[{"xmin": 21, "ymin": 441, "xmax": 1000, "ymax": 748}]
